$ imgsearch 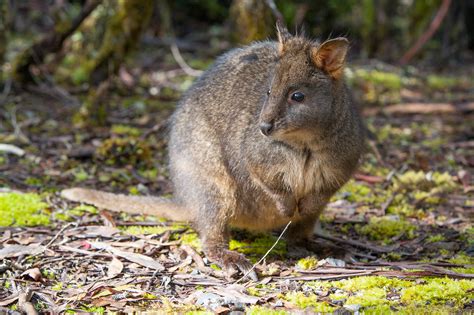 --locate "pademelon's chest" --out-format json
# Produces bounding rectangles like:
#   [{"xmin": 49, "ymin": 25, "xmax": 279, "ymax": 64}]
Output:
[{"xmin": 282, "ymin": 153, "xmax": 338, "ymax": 199}]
